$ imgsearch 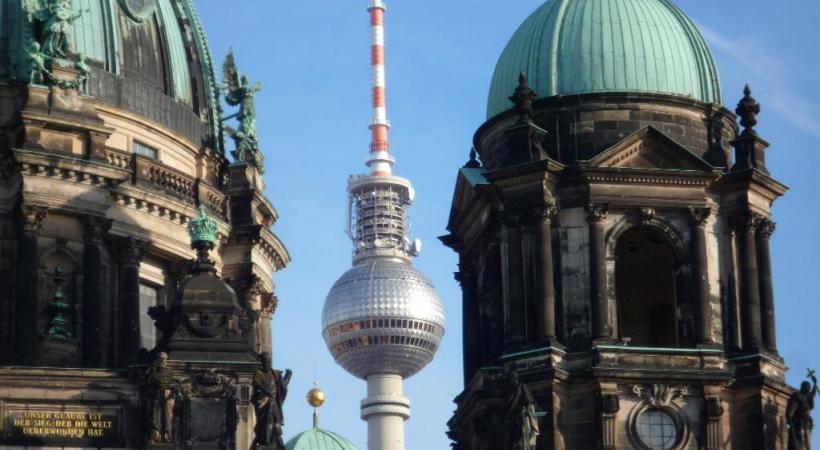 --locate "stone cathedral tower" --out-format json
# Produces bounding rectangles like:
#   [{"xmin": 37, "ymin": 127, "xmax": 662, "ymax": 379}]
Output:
[
  {"xmin": 0, "ymin": 0, "xmax": 289, "ymax": 448},
  {"xmin": 443, "ymin": 1, "xmax": 793, "ymax": 449}
]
